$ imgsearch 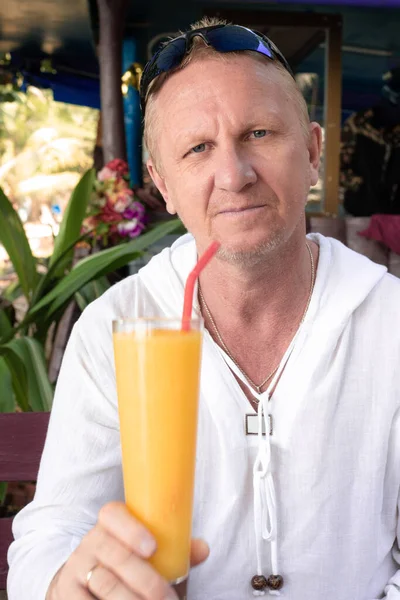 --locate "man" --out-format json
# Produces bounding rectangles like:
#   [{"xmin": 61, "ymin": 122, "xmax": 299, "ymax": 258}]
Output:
[{"xmin": 7, "ymin": 17, "xmax": 400, "ymax": 600}]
